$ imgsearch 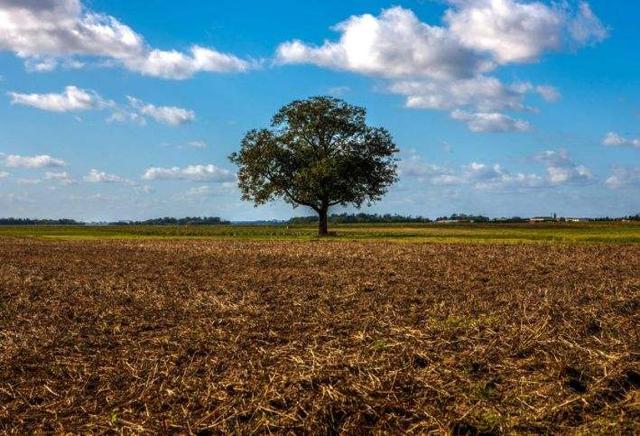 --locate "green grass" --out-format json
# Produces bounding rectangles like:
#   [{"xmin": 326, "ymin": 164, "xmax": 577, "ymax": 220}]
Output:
[{"xmin": 1, "ymin": 221, "xmax": 639, "ymax": 243}]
